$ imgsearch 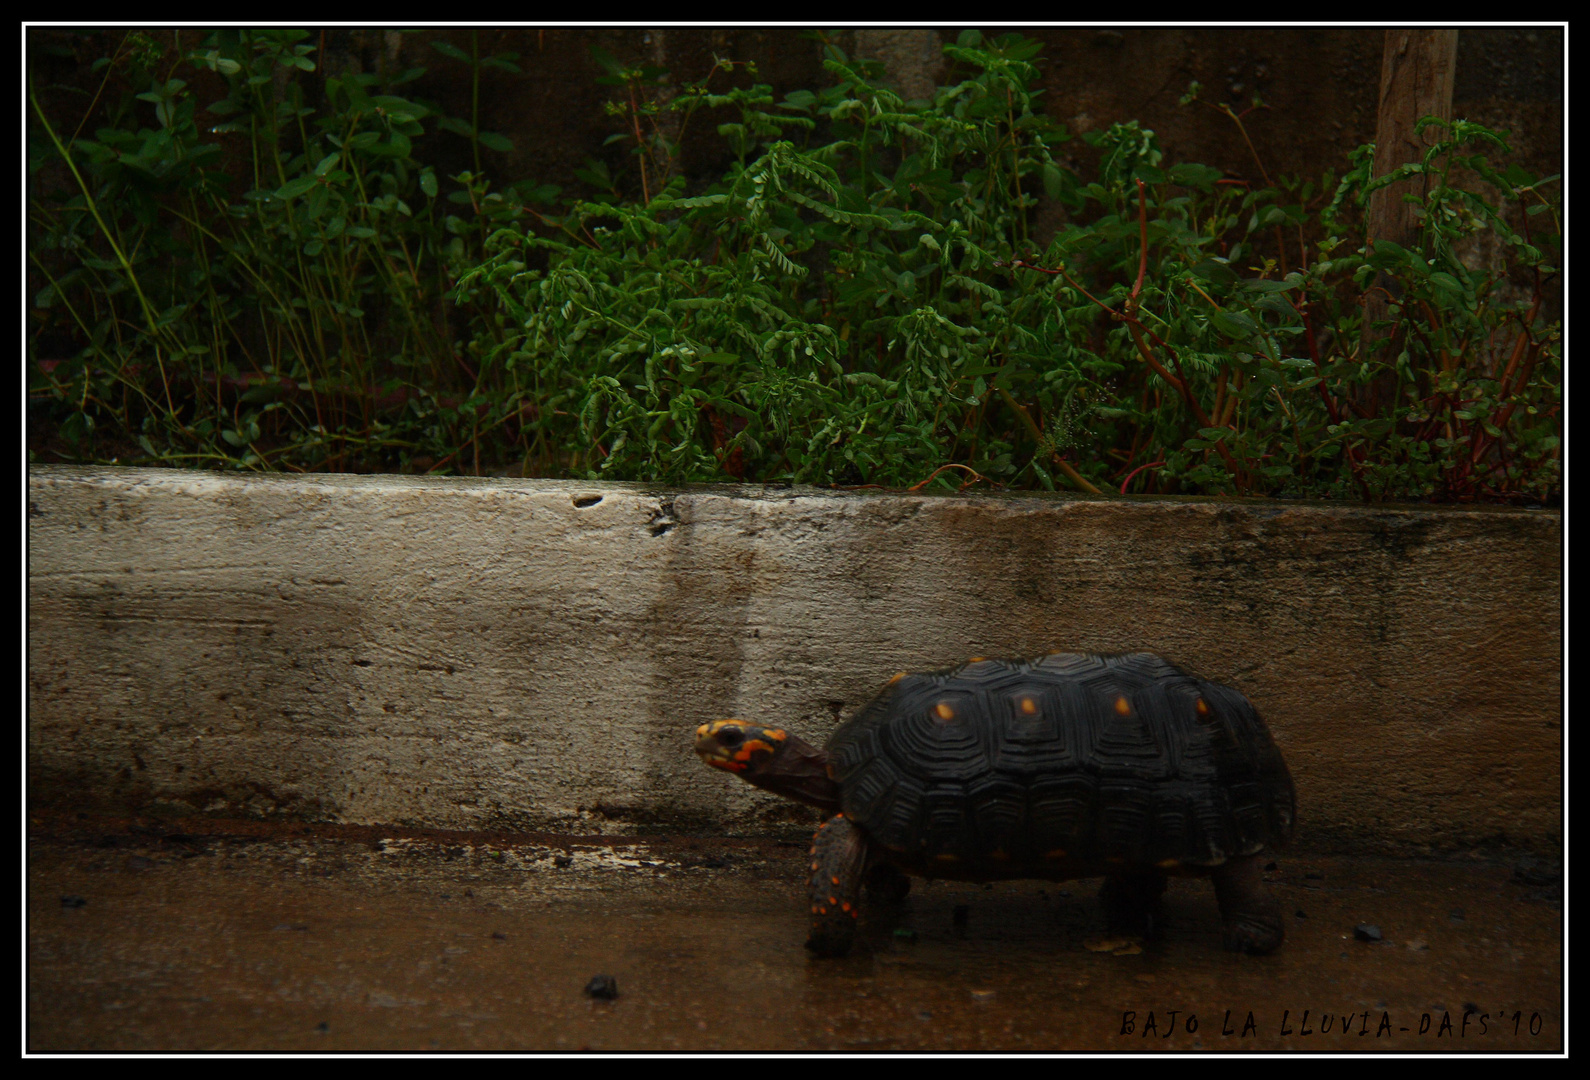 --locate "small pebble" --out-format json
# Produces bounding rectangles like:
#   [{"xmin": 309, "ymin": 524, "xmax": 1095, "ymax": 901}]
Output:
[
  {"xmin": 584, "ymin": 974, "xmax": 619, "ymax": 1000},
  {"xmin": 314, "ymin": 1022, "xmax": 329, "ymax": 1034},
  {"xmin": 1354, "ymin": 923, "xmax": 1383, "ymax": 942}
]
